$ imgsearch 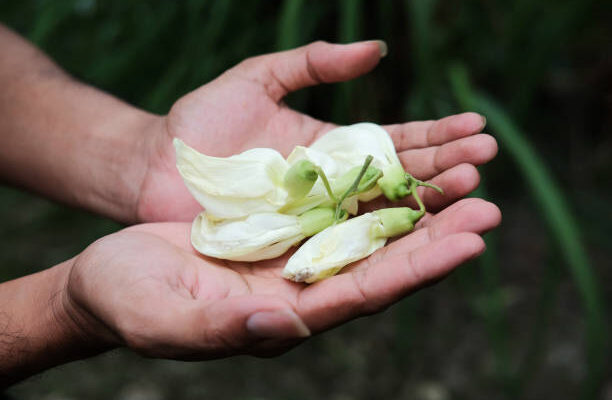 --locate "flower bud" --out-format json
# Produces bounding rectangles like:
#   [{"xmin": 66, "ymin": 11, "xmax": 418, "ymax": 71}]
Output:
[
  {"xmin": 283, "ymin": 207, "xmax": 424, "ymax": 283},
  {"xmin": 283, "ymin": 159, "xmax": 318, "ymax": 199},
  {"xmin": 305, "ymin": 123, "xmax": 410, "ymax": 201},
  {"xmin": 191, "ymin": 208, "xmax": 336, "ymax": 262}
]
